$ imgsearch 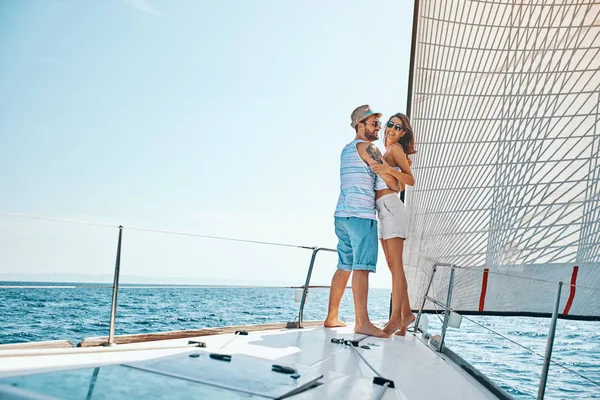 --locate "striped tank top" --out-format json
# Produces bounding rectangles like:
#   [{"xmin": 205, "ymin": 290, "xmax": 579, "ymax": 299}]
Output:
[{"xmin": 334, "ymin": 139, "xmax": 377, "ymax": 220}]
